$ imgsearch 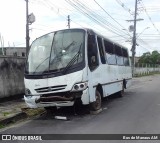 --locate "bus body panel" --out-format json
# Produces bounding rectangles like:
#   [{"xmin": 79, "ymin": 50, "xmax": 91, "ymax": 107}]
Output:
[
  {"xmin": 25, "ymin": 70, "xmax": 83, "ymax": 95},
  {"xmin": 24, "ymin": 68, "xmax": 90, "ymax": 108},
  {"xmin": 87, "ymin": 64, "xmax": 132, "ymax": 100}
]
